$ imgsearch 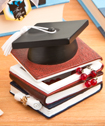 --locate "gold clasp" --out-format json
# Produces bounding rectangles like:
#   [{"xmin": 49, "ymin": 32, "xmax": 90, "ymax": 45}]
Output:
[{"xmin": 20, "ymin": 95, "xmax": 30, "ymax": 106}]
